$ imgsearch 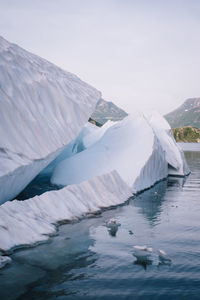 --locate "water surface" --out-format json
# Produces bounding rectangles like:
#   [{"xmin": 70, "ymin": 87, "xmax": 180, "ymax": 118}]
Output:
[{"xmin": 0, "ymin": 144, "xmax": 200, "ymax": 300}]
